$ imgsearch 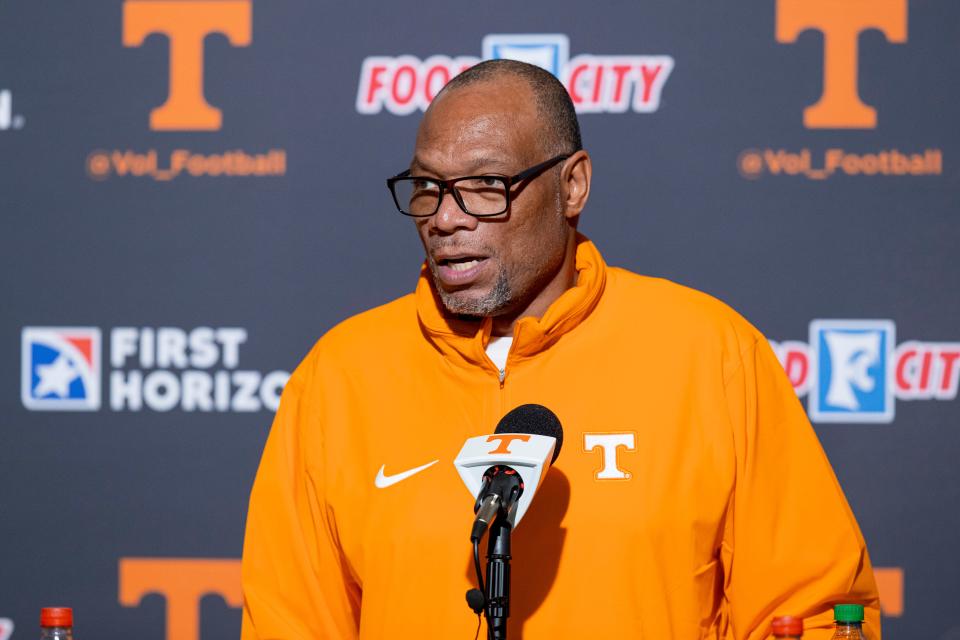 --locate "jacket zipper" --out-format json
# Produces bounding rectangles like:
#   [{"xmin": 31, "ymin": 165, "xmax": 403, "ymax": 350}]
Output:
[
  {"xmin": 496, "ymin": 361, "xmax": 506, "ymax": 419},
  {"xmin": 484, "ymin": 320, "xmax": 517, "ymax": 414},
  {"xmin": 482, "ymin": 327, "xmax": 510, "ymax": 388}
]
